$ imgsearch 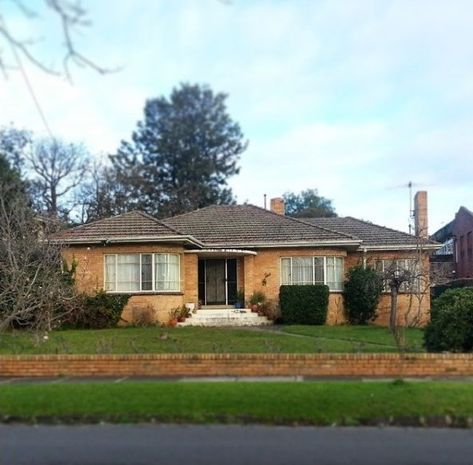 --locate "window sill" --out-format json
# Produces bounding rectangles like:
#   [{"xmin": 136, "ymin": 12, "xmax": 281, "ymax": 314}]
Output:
[{"xmin": 105, "ymin": 291, "xmax": 184, "ymax": 296}]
